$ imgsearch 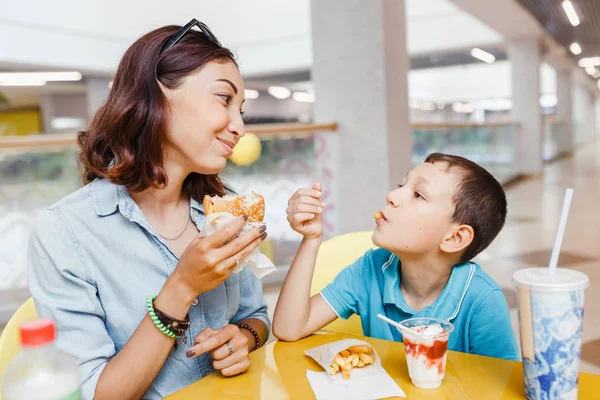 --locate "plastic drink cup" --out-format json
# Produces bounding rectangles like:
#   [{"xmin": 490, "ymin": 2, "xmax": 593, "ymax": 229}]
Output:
[
  {"xmin": 398, "ymin": 317, "xmax": 454, "ymax": 389},
  {"xmin": 513, "ymin": 268, "xmax": 589, "ymax": 400}
]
